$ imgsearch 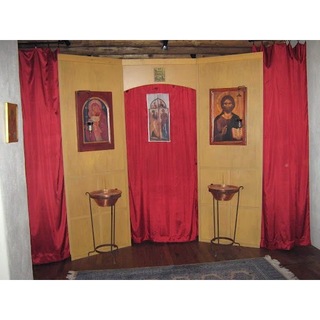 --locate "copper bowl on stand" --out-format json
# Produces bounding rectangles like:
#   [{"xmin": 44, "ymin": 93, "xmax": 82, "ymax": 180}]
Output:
[
  {"xmin": 88, "ymin": 189, "xmax": 122, "ymax": 207},
  {"xmin": 208, "ymin": 184, "xmax": 240, "ymax": 201}
]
